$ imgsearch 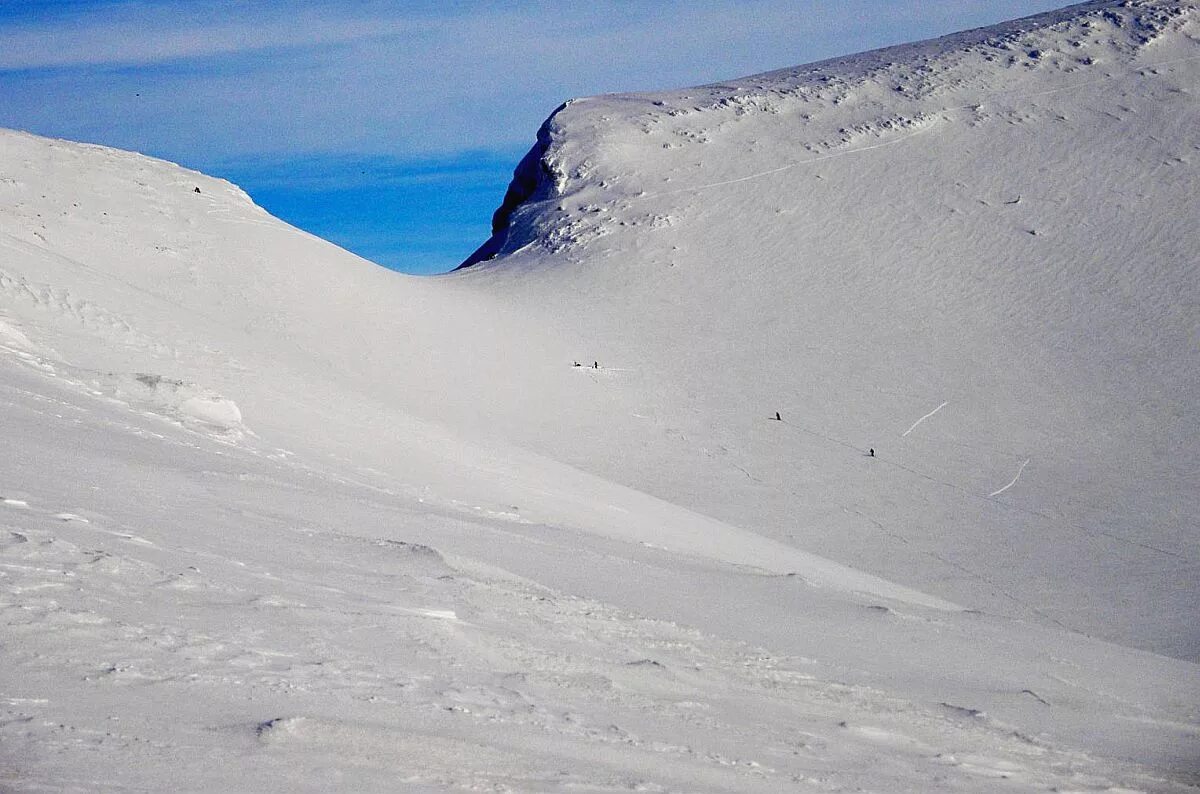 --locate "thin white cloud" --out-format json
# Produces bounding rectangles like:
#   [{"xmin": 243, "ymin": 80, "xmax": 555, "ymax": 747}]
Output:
[
  {"xmin": 0, "ymin": 1, "xmax": 1055, "ymax": 72},
  {"xmin": 0, "ymin": 2, "xmax": 439, "ymax": 70},
  {"xmin": 0, "ymin": 1, "xmax": 1066, "ymax": 162}
]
